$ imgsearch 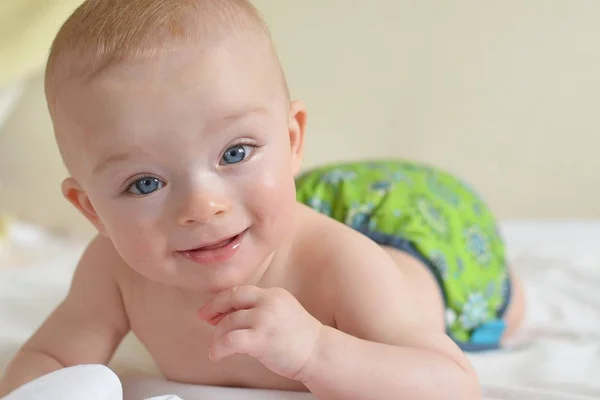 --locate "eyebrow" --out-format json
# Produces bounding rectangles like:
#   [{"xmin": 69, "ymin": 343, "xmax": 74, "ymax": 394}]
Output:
[
  {"xmin": 93, "ymin": 152, "xmax": 136, "ymax": 175},
  {"xmin": 221, "ymin": 105, "xmax": 269, "ymax": 123}
]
